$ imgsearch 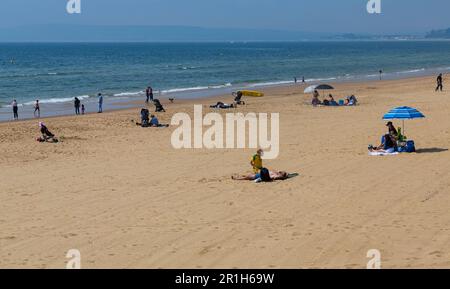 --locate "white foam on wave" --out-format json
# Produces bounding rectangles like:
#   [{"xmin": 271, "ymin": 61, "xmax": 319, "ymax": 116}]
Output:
[
  {"xmin": 161, "ymin": 83, "xmax": 232, "ymax": 94},
  {"xmin": 19, "ymin": 95, "xmax": 91, "ymax": 107},
  {"xmin": 396, "ymin": 68, "xmax": 426, "ymax": 74},
  {"xmin": 248, "ymin": 80, "xmax": 294, "ymax": 87},
  {"xmin": 113, "ymin": 91, "xmax": 144, "ymax": 97}
]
